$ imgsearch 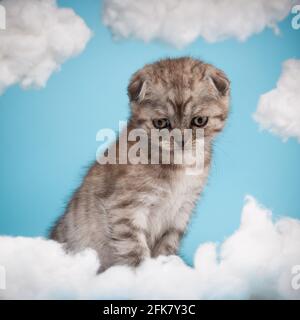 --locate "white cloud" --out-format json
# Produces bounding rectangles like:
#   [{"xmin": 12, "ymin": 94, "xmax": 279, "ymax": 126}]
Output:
[
  {"xmin": 253, "ymin": 59, "xmax": 300, "ymax": 142},
  {"xmin": 0, "ymin": 196, "xmax": 300, "ymax": 299},
  {"xmin": 0, "ymin": 0, "xmax": 91, "ymax": 94},
  {"xmin": 102, "ymin": 0, "xmax": 295, "ymax": 48}
]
